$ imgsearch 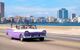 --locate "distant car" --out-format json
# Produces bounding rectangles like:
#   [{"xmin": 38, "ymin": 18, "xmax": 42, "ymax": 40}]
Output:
[{"xmin": 6, "ymin": 25, "xmax": 46, "ymax": 41}]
